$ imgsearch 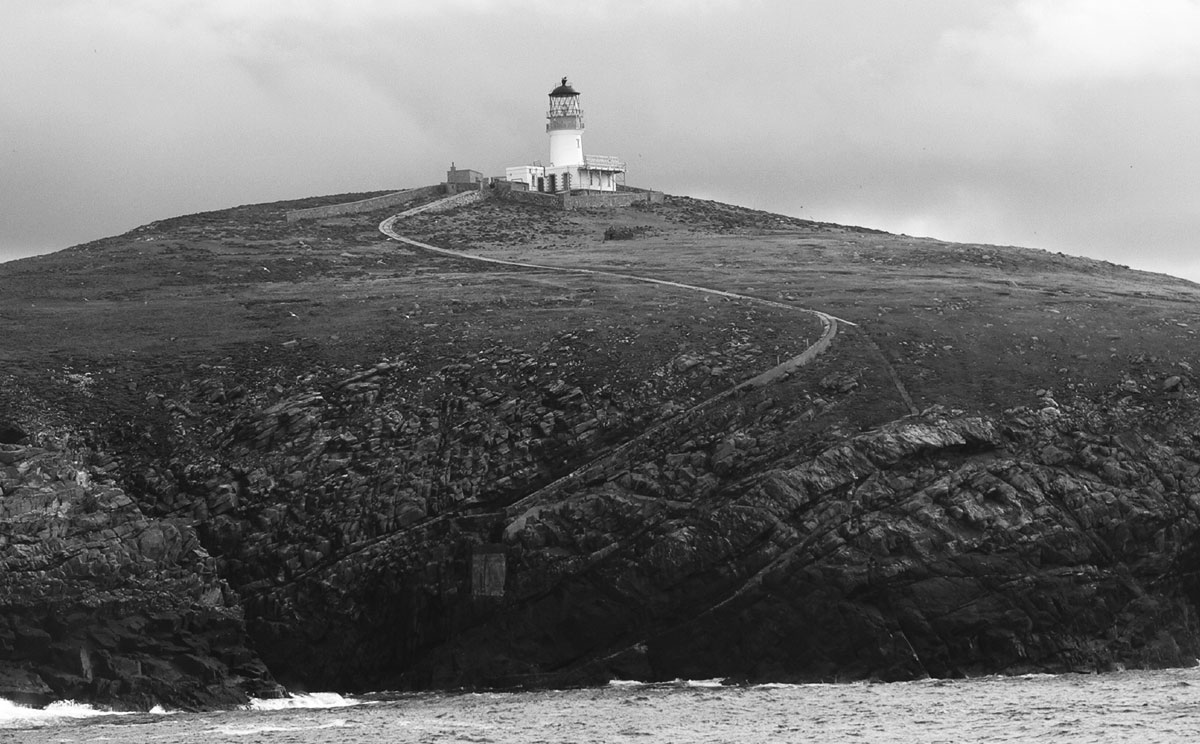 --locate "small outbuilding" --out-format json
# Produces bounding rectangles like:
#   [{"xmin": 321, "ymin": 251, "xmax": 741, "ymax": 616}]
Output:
[{"xmin": 446, "ymin": 164, "xmax": 483, "ymax": 185}]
